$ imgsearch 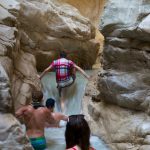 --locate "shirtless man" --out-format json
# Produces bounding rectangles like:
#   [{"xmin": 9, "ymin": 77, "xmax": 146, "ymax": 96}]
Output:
[
  {"xmin": 45, "ymin": 98, "xmax": 68, "ymax": 127},
  {"xmin": 16, "ymin": 91, "xmax": 68, "ymax": 150}
]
